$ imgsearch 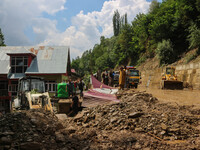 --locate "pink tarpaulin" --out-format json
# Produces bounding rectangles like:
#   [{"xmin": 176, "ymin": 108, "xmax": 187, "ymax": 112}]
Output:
[
  {"xmin": 84, "ymin": 75, "xmax": 119, "ymax": 102},
  {"xmin": 91, "ymin": 75, "xmax": 114, "ymax": 89},
  {"xmin": 84, "ymin": 89, "xmax": 119, "ymax": 101}
]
